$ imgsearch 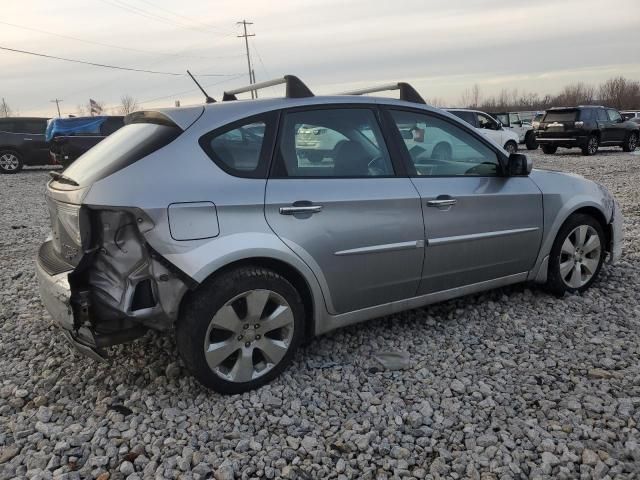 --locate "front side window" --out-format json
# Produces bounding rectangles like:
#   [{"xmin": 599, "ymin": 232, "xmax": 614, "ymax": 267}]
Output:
[
  {"xmin": 495, "ymin": 114, "xmax": 509, "ymax": 126},
  {"xmin": 389, "ymin": 110, "xmax": 500, "ymax": 177},
  {"xmin": 200, "ymin": 113, "xmax": 275, "ymax": 178},
  {"xmin": 509, "ymin": 113, "xmax": 520, "ymax": 125},
  {"xmin": 477, "ymin": 113, "xmax": 499, "ymax": 130},
  {"xmin": 272, "ymin": 108, "xmax": 394, "ymax": 178},
  {"xmin": 607, "ymin": 109, "xmax": 622, "ymax": 122},
  {"xmin": 596, "ymin": 109, "xmax": 609, "ymax": 121}
]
